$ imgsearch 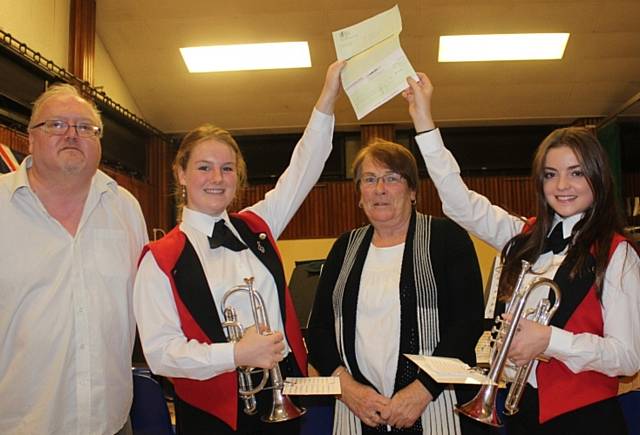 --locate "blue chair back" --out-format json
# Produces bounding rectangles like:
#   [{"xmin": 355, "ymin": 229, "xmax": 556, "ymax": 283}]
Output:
[
  {"xmin": 620, "ymin": 391, "xmax": 640, "ymax": 435},
  {"xmin": 130, "ymin": 368, "xmax": 174, "ymax": 435}
]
